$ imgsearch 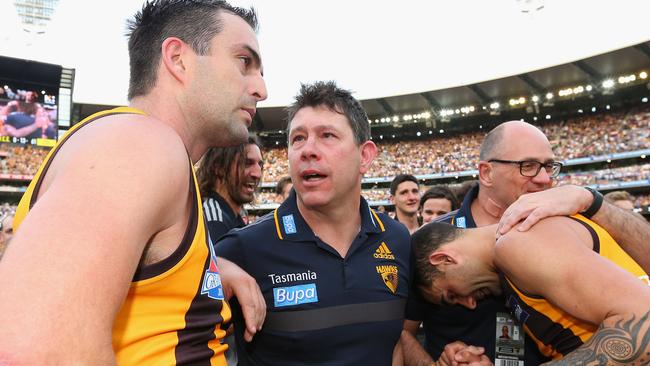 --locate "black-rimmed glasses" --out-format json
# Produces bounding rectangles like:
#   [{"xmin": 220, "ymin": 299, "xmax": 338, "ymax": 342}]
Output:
[{"xmin": 488, "ymin": 159, "xmax": 563, "ymax": 178}]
